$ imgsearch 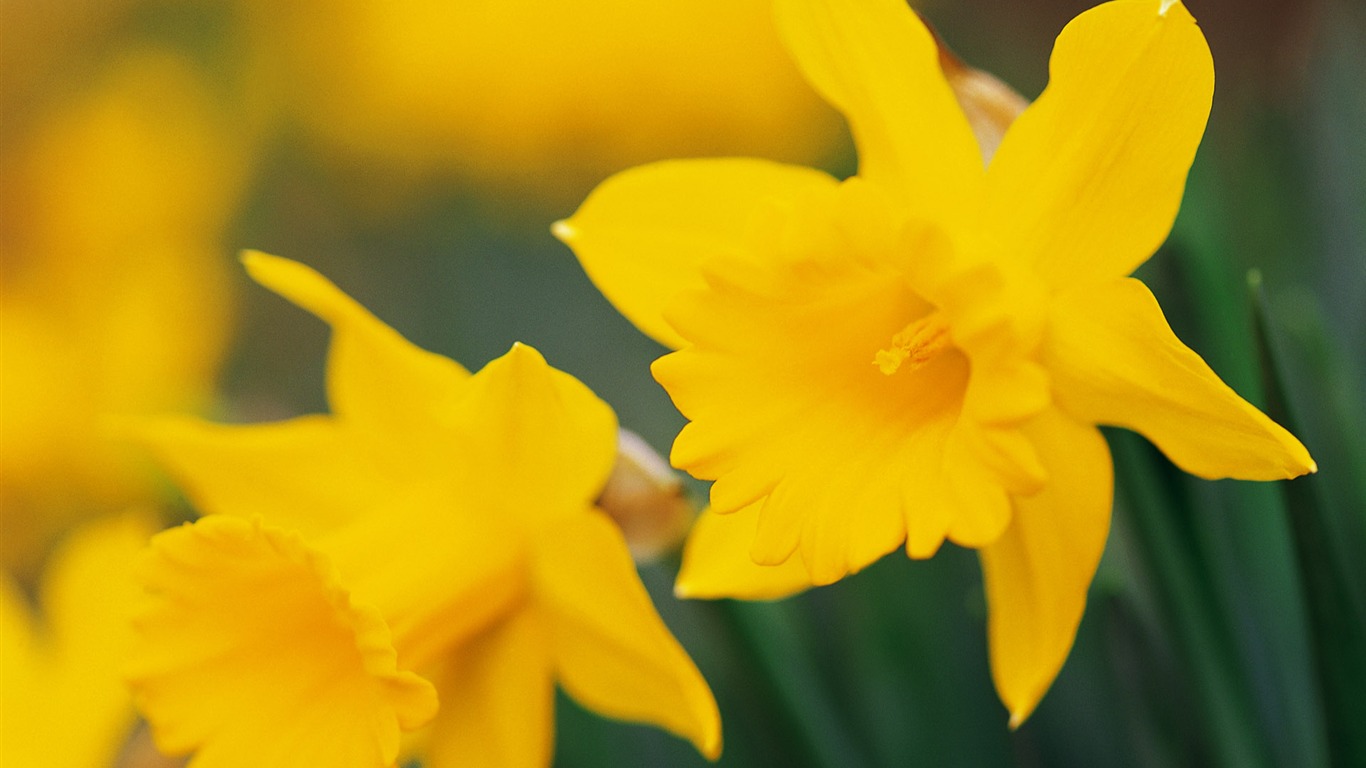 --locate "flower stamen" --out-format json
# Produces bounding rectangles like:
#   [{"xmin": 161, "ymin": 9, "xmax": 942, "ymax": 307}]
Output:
[{"xmin": 874, "ymin": 312, "xmax": 951, "ymax": 375}]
